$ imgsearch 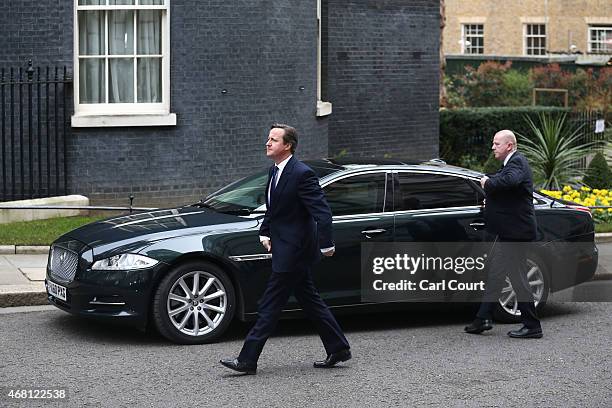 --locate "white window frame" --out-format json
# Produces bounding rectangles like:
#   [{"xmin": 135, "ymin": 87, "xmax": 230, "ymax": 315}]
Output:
[
  {"xmin": 461, "ymin": 24, "xmax": 484, "ymax": 55},
  {"xmin": 72, "ymin": 0, "xmax": 176, "ymax": 127},
  {"xmin": 316, "ymin": 0, "xmax": 331, "ymax": 117},
  {"xmin": 588, "ymin": 25, "xmax": 612, "ymax": 54},
  {"xmin": 524, "ymin": 24, "xmax": 547, "ymax": 56}
]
